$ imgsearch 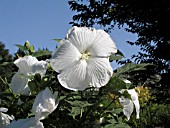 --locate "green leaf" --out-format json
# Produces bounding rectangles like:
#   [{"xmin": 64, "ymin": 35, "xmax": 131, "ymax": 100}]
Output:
[
  {"xmin": 15, "ymin": 44, "xmax": 28, "ymax": 51},
  {"xmin": 66, "ymin": 100, "xmax": 92, "ymax": 108},
  {"xmin": 107, "ymin": 77, "xmax": 127, "ymax": 91},
  {"xmin": 107, "ymin": 118, "xmax": 117, "ymax": 124},
  {"xmin": 0, "ymin": 55, "xmax": 2, "ymax": 61},
  {"xmin": 115, "ymin": 62, "xmax": 152, "ymax": 77},
  {"xmin": 103, "ymin": 124, "xmax": 115, "ymax": 128},
  {"xmin": 28, "ymin": 81, "xmax": 37, "ymax": 92},
  {"xmin": 0, "ymin": 92, "xmax": 14, "ymax": 98},
  {"xmin": 104, "ymin": 108, "xmax": 123, "ymax": 116},
  {"xmin": 123, "ymin": 90, "xmax": 131, "ymax": 99},
  {"xmin": 109, "ymin": 50, "xmax": 124, "ymax": 61},
  {"xmin": 32, "ymin": 50, "xmax": 52, "ymax": 57},
  {"xmin": 113, "ymin": 123, "xmax": 131, "ymax": 128},
  {"xmin": 69, "ymin": 107, "xmax": 84, "ymax": 119},
  {"xmin": 52, "ymin": 38, "xmax": 62, "ymax": 42},
  {"xmin": 101, "ymin": 99, "xmax": 116, "ymax": 109},
  {"xmin": 0, "ymin": 62, "xmax": 12, "ymax": 66}
]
